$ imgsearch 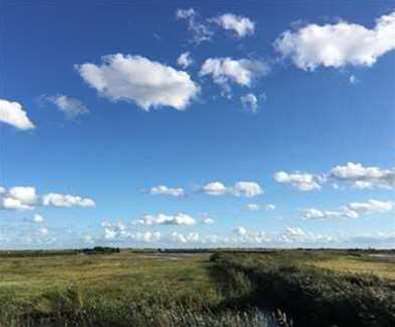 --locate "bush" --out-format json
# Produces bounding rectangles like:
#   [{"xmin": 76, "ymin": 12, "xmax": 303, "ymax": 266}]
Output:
[{"xmin": 210, "ymin": 253, "xmax": 395, "ymax": 327}]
